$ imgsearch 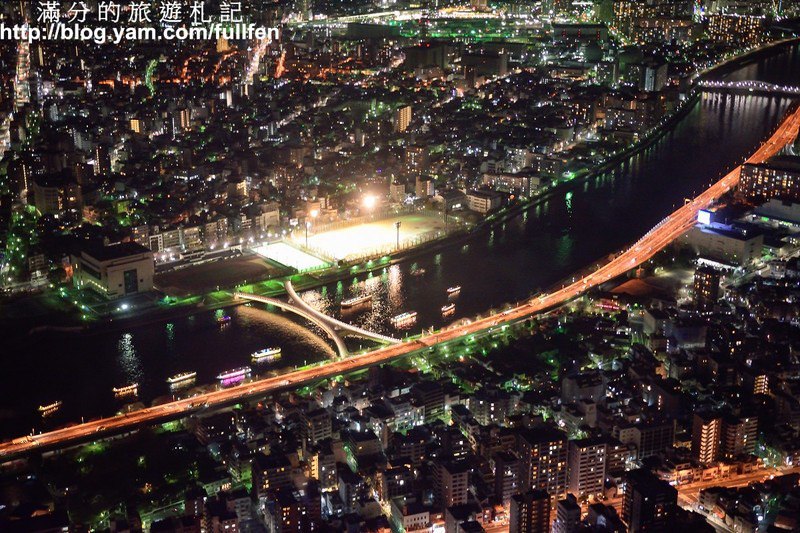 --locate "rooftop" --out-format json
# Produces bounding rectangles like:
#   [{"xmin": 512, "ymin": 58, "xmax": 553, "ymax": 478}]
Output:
[
  {"xmin": 79, "ymin": 241, "xmax": 152, "ymax": 261},
  {"xmin": 756, "ymin": 154, "xmax": 800, "ymax": 173}
]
